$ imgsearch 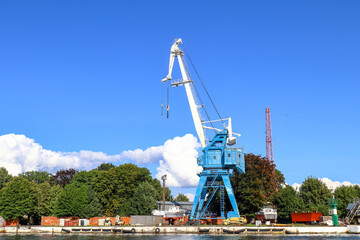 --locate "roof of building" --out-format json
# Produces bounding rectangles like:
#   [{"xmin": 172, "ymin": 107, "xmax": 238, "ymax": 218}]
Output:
[{"xmin": 156, "ymin": 201, "xmax": 193, "ymax": 205}]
